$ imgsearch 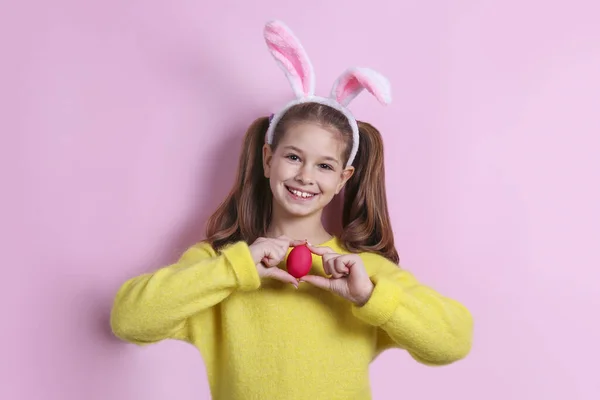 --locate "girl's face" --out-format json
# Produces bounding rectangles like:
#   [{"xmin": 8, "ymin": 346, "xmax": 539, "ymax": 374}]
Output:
[{"xmin": 263, "ymin": 122, "xmax": 355, "ymax": 219}]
